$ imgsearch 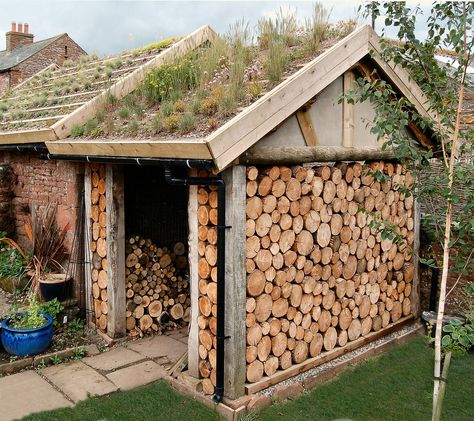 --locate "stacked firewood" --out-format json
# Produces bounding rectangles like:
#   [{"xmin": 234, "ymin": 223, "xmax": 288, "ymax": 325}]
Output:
[
  {"xmin": 195, "ymin": 183, "xmax": 220, "ymax": 395},
  {"xmin": 125, "ymin": 236, "xmax": 190, "ymax": 336},
  {"xmin": 90, "ymin": 163, "xmax": 108, "ymax": 332},
  {"xmin": 244, "ymin": 162, "xmax": 415, "ymax": 383}
]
